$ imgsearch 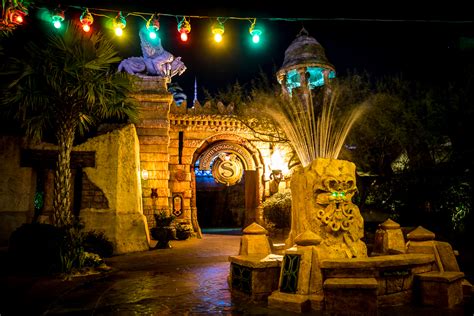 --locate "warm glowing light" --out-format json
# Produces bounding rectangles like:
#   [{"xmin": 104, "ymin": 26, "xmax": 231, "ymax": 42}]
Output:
[
  {"xmin": 114, "ymin": 27, "xmax": 123, "ymax": 36},
  {"xmin": 212, "ymin": 20, "xmax": 225, "ymax": 43},
  {"xmin": 80, "ymin": 8, "xmax": 93, "ymax": 33},
  {"xmin": 214, "ymin": 33, "xmax": 222, "ymax": 42},
  {"xmin": 141, "ymin": 169, "xmax": 149, "ymax": 180},
  {"xmin": 270, "ymin": 148, "xmax": 288, "ymax": 175},
  {"xmin": 14, "ymin": 14, "xmax": 23, "ymax": 24},
  {"xmin": 113, "ymin": 11, "xmax": 126, "ymax": 36},
  {"xmin": 178, "ymin": 17, "xmax": 191, "ymax": 42}
]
